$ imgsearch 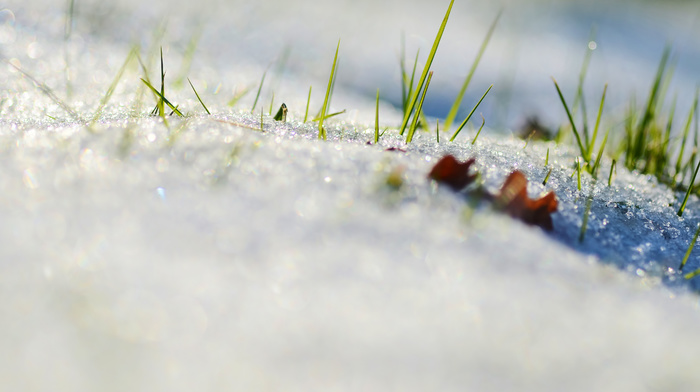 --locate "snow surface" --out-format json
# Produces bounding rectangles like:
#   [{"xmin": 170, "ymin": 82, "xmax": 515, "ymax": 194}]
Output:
[{"xmin": 4, "ymin": 0, "xmax": 700, "ymax": 391}]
